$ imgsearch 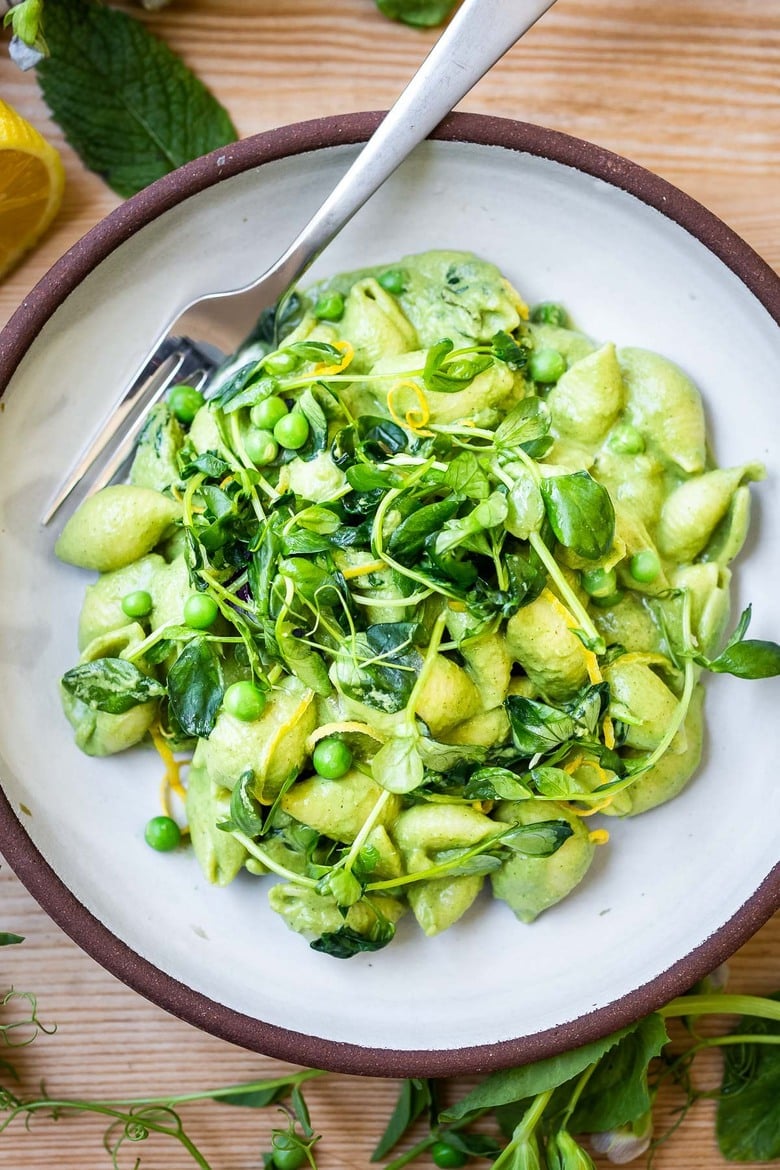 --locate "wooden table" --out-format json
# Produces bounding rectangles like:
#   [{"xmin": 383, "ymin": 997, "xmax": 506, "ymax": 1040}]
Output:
[{"xmin": 1, "ymin": 1, "xmax": 778, "ymax": 1166}]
